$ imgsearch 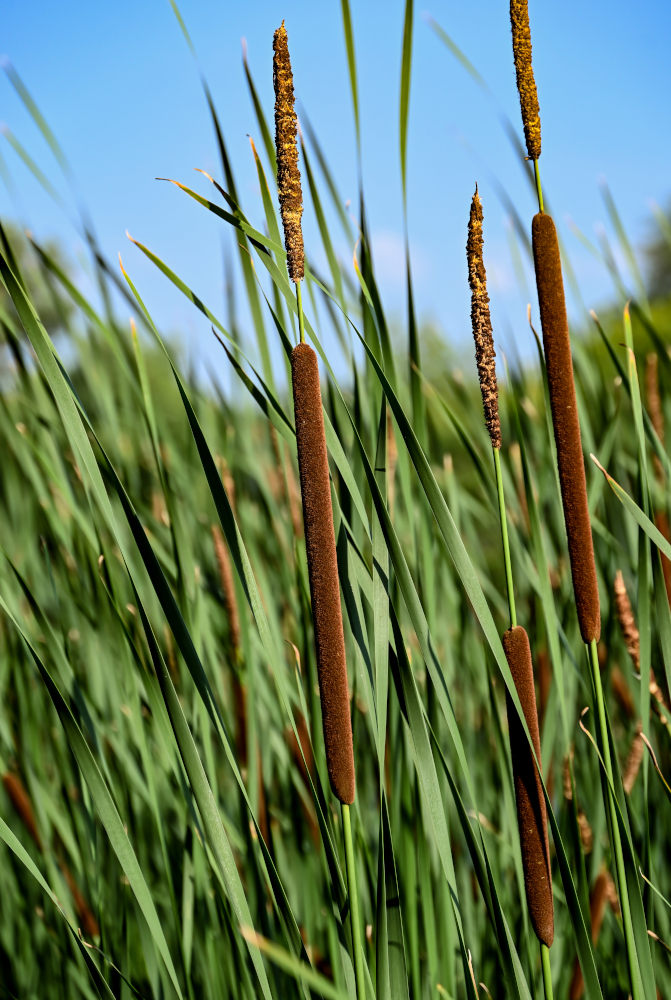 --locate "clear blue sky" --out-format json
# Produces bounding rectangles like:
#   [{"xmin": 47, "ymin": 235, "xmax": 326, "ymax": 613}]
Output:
[{"xmin": 2, "ymin": 1, "xmax": 670, "ymax": 382}]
